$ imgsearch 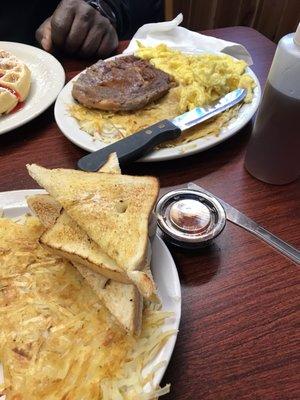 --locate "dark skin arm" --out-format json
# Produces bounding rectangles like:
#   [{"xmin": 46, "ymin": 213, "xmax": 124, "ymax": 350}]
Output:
[{"xmin": 36, "ymin": 0, "xmax": 118, "ymax": 58}]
